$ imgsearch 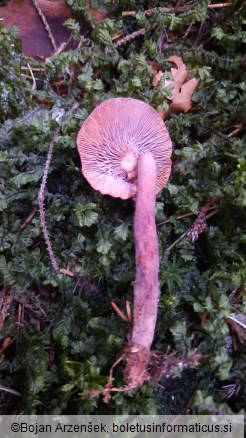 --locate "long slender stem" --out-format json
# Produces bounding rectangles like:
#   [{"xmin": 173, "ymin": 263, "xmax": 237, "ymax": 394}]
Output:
[
  {"xmin": 132, "ymin": 153, "xmax": 159, "ymax": 350},
  {"xmin": 31, "ymin": 0, "xmax": 57, "ymax": 51},
  {"xmin": 122, "ymin": 2, "xmax": 246, "ymax": 17},
  {"xmin": 38, "ymin": 128, "xmax": 60, "ymax": 272},
  {"xmin": 124, "ymin": 152, "xmax": 159, "ymax": 386}
]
